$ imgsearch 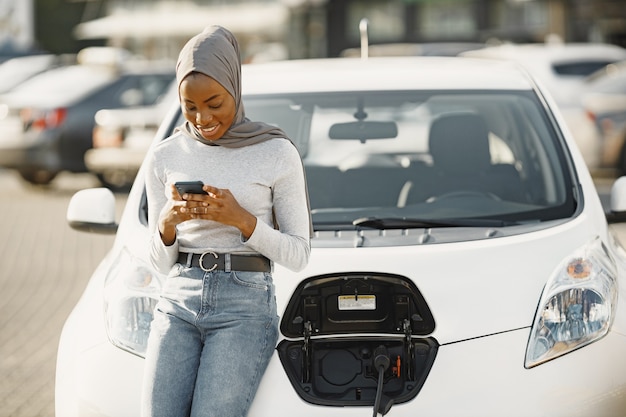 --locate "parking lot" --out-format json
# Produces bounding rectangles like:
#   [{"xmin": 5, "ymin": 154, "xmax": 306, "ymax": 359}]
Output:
[
  {"xmin": 0, "ymin": 170, "xmax": 125, "ymax": 417},
  {"xmin": 0, "ymin": 168, "xmax": 624, "ymax": 417}
]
